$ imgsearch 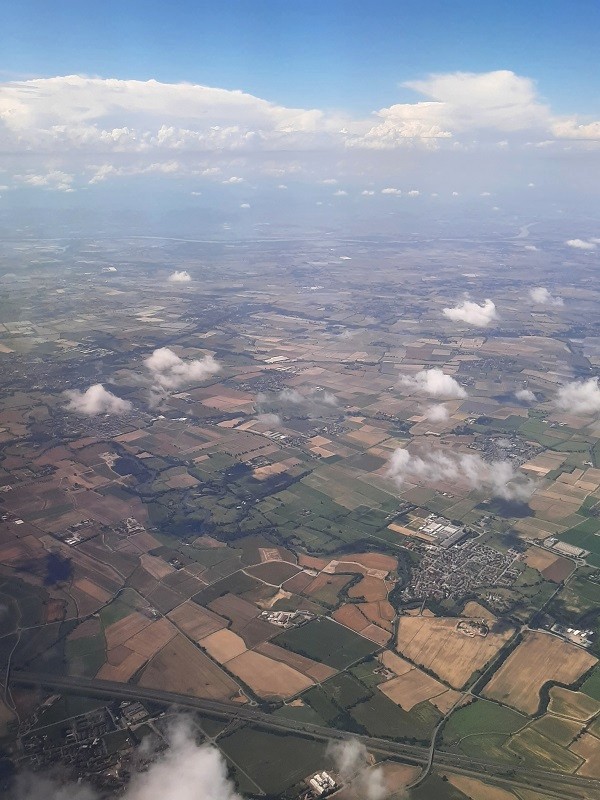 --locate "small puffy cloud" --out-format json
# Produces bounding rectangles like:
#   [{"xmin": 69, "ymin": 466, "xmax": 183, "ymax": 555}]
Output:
[
  {"xmin": 168, "ymin": 270, "xmax": 191, "ymax": 283},
  {"xmin": 481, "ymin": 191, "xmax": 492, "ymax": 196},
  {"xmin": 361, "ymin": 190, "xmax": 375, "ymax": 196},
  {"xmin": 452, "ymin": 191, "xmax": 460, "ymax": 196},
  {"xmin": 321, "ymin": 178, "xmax": 338, "ymax": 184},
  {"xmin": 381, "ymin": 187, "xmax": 401, "ymax": 195},
  {"xmin": 399, "ymin": 368, "xmax": 467, "ymax": 399},
  {"xmin": 386, "ymin": 447, "xmax": 535, "ymax": 501},
  {"xmin": 65, "ymin": 384, "xmax": 132, "ymax": 416},
  {"xmin": 240, "ymin": 202, "xmax": 251, "ymax": 208},
  {"xmin": 529, "ymin": 286, "xmax": 563, "ymax": 306},
  {"xmin": 144, "ymin": 347, "xmax": 220, "ymax": 391},
  {"xmin": 406, "ymin": 189, "xmax": 420, "ymax": 197},
  {"xmin": 333, "ymin": 189, "xmax": 347, "ymax": 196},
  {"xmin": 555, "ymin": 378, "xmax": 600, "ymax": 414},
  {"xmin": 515, "ymin": 388, "xmax": 536, "ymax": 405},
  {"xmin": 425, "ymin": 403, "xmax": 450, "ymax": 422},
  {"xmin": 255, "ymin": 412, "xmax": 282, "ymax": 426},
  {"xmin": 443, "ymin": 298, "xmax": 498, "ymax": 327},
  {"xmin": 277, "ymin": 184, "xmax": 287, "ymax": 189},
  {"xmin": 328, "ymin": 740, "xmax": 387, "ymax": 800},
  {"xmin": 16, "ymin": 169, "xmax": 75, "ymax": 192},
  {"xmin": 279, "ymin": 387, "xmax": 337, "ymax": 406},
  {"xmin": 566, "ymin": 239, "xmax": 597, "ymax": 251},
  {"xmin": 524, "ymin": 245, "xmax": 538, "ymax": 251},
  {"xmin": 222, "ymin": 176, "xmax": 244, "ymax": 184},
  {"xmin": 190, "ymin": 190, "xmax": 202, "ymax": 196}
]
